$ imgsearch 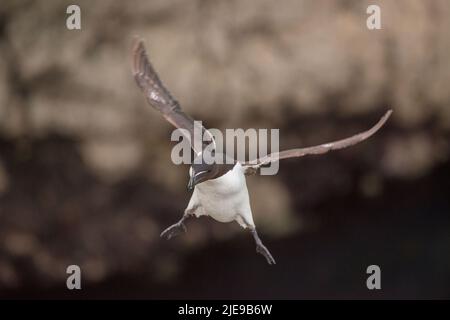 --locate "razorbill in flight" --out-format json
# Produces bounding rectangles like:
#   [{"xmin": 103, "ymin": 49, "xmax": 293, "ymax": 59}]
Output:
[{"xmin": 131, "ymin": 38, "xmax": 392, "ymax": 265}]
